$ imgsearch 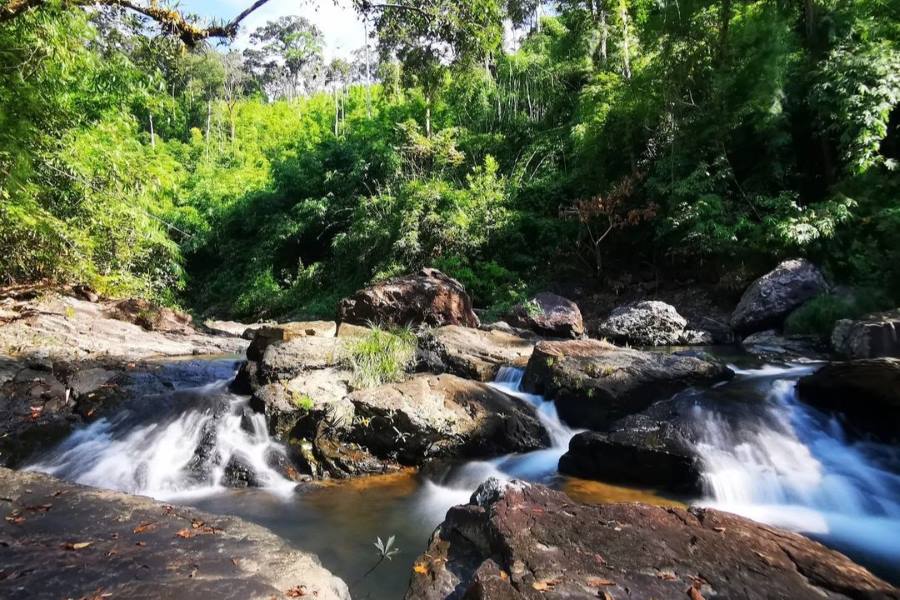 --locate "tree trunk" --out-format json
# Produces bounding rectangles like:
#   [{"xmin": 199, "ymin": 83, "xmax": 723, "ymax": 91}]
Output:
[
  {"xmin": 364, "ymin": 21, "xmax": 372, "ymax": 117},
  {"xmin": 149, "ymin": 112, "xmax": 155, "ymax": 149},
  {"xmin": 426, "ymin": 96, "xmax": 432, "ymax": 138},
  {"xmin": 620, "ymin": 1, "xmax": 632, "ymax": 79},
  {"xmin": 599, "ymin": 4, "xmax": 609, "ymax": 65}
]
